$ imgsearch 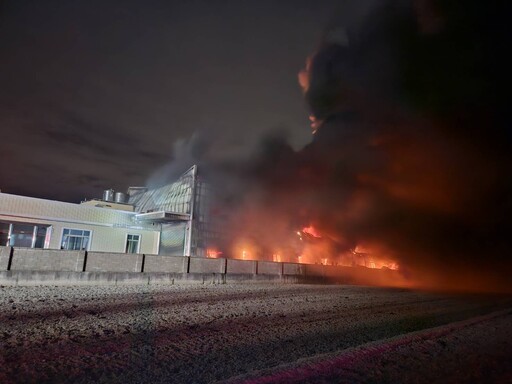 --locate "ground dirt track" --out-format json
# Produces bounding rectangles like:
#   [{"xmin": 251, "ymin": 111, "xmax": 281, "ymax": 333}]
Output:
[{"xmin": 1, "ymin": 284, "xmax": 511, "ymax": 383}]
